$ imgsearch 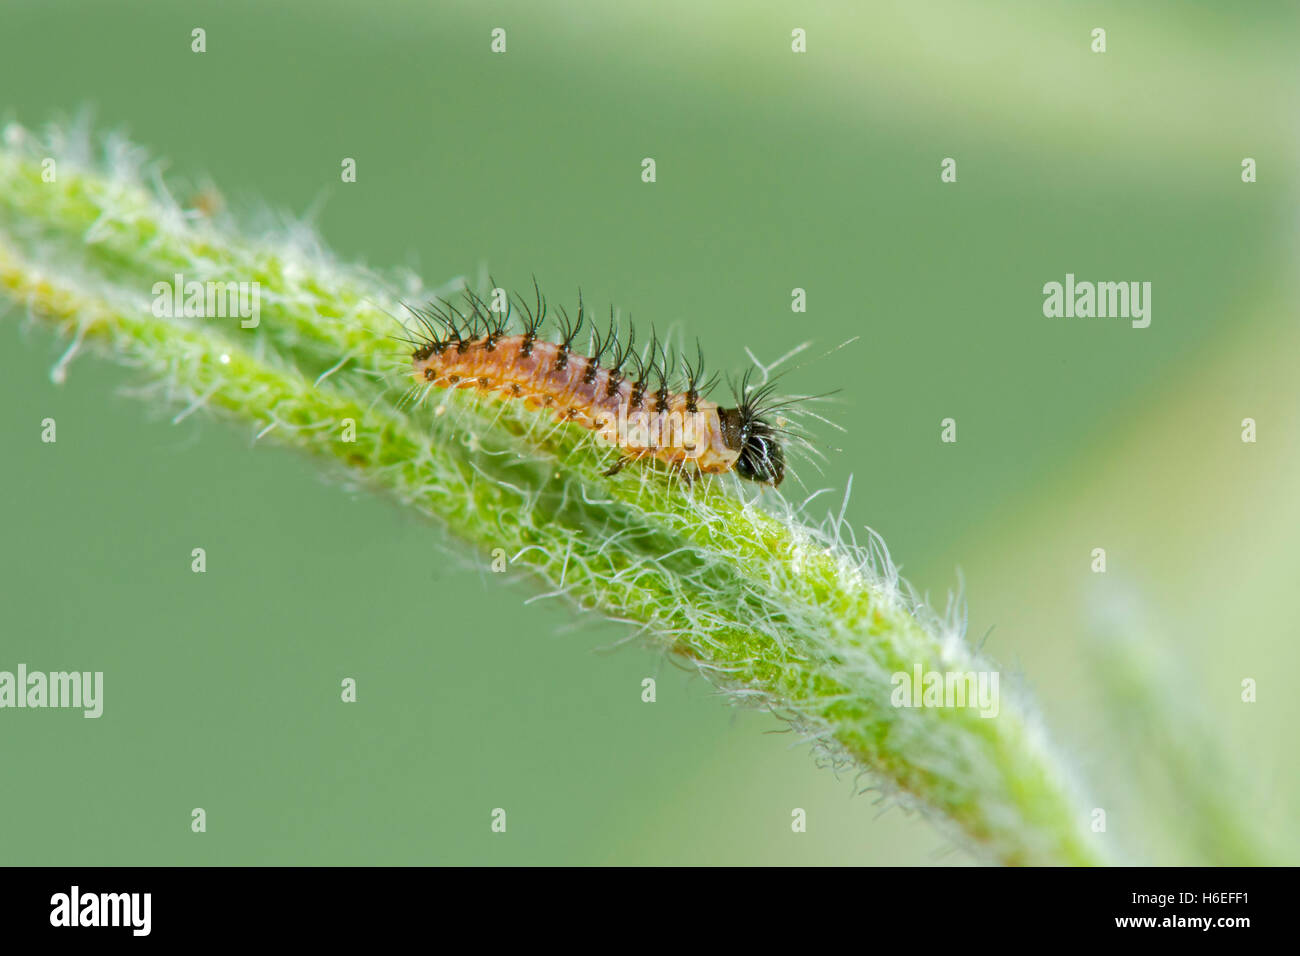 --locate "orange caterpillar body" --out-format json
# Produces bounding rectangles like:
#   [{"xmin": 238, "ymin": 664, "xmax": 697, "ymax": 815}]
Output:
[{"xmin": 406, "ymin": 287, "xmax": 786, "ymax": 485}]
